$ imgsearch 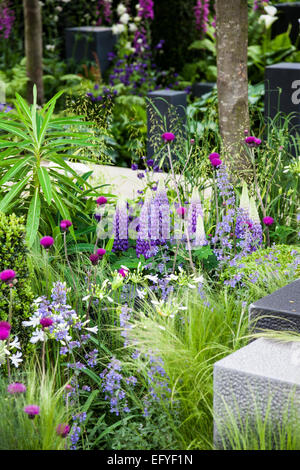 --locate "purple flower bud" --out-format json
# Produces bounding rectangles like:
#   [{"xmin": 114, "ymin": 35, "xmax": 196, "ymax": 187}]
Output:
[
  {"xmin": 24, "ymin": 405, "xmax": 40, "ymax": 419},
  {"xmin": 96, "ymin": 248, "xmax": 106, "ymax": 258},
  {"xmin": 131, "ymin": 164, "xmax": 138, "ymax": 171},
  {"xmin": 0, "ymin": 269, "xmax": 16, "ymax": 283},
  {"xmin": 56, "ymin": 423, "xmax": 70, "ymax": 438},
  {"xmin": 263, "ymin": 216, "xmax": 274, "ymax": 226},
  {"xmin": 161, "ymin": 132, "xmax": 175, "ymax": 142},
  {"xmin": 40, "ymin": 317, "xmax": 54, "ymax": 328},
  {"xmin": 89, "ymin": 254, "xmax": 99, "ymax": 265},
  {"xmin": 60, "ymin": 220, "xmax": 72, "ymax": 231},
  {"xmin": 40, "ymin": 236, "xmax": 54, "ymax": 249},
  {"xmin": 96, "ymin": 196, "xmax": 107, "ymax": 205}
]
